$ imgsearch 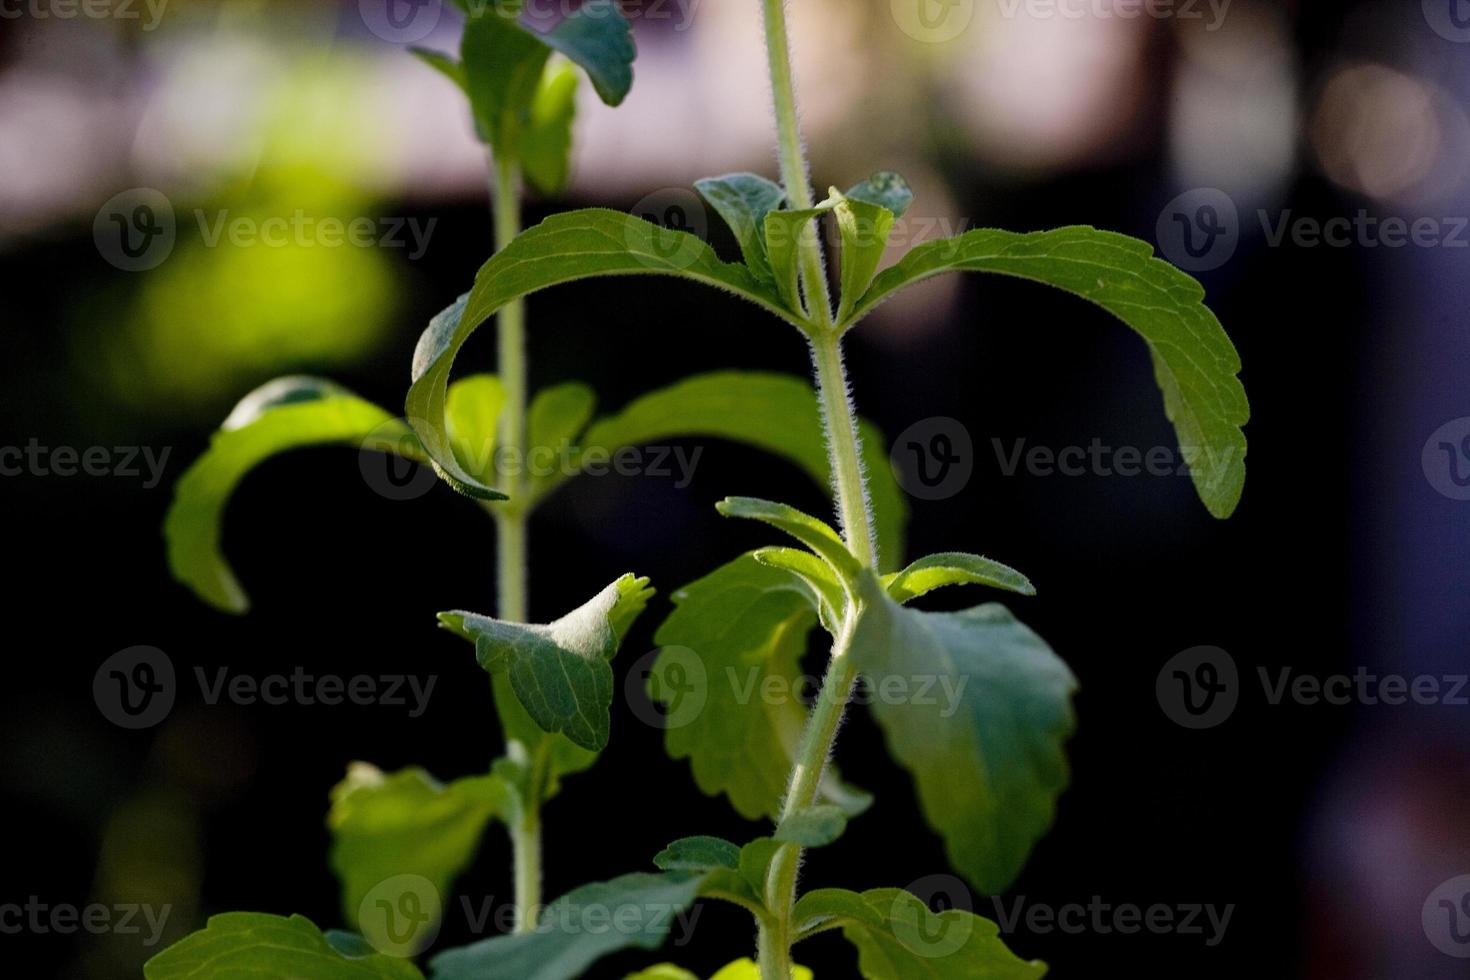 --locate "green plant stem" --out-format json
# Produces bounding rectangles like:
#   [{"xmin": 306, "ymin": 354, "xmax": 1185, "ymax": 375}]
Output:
[
  {"xmin": 757, "ymin": 2, "xmax": 879, "ymax": 977},
  {"xmin": 761, "ymin": 0, "xmax": 835, "ymax": 327},
  {"xmin": 490, "ymin": 151, "xmax": 542, "ymax": 934}
]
